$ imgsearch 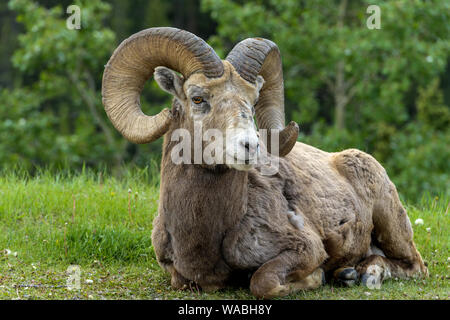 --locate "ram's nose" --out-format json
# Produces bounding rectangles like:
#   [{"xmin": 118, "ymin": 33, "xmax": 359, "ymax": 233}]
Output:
[{"xmin": 239, "ymin": 136, "xmax": 260, "ymax": 160}]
